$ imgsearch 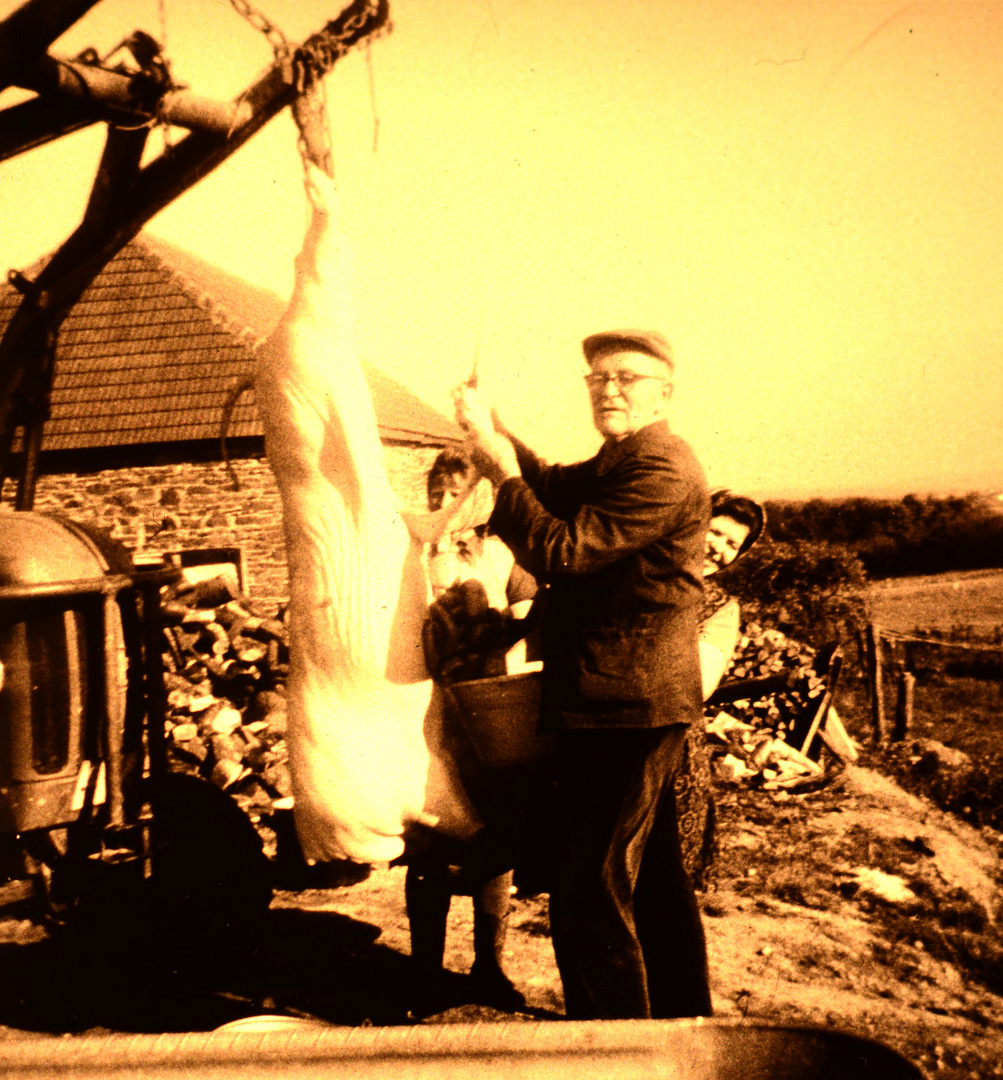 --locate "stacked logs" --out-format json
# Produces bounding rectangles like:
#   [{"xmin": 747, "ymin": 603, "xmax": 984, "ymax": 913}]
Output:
[
  {"xmin": 704, "ymin": 710, "xmax": 826, "ymax": 790},
  {"xmin": 159, "ymin": 574, "xmax": 292, "ymax": 857}
]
